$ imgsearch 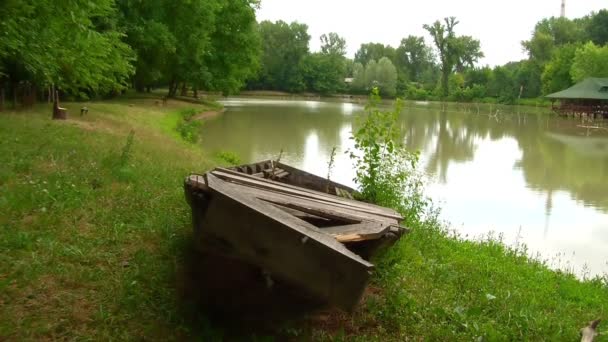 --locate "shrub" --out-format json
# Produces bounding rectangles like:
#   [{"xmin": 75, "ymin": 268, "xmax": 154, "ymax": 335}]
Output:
[{"xmin": 348, "ymin": 88, "xmax": 429, "ymax": 226}]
